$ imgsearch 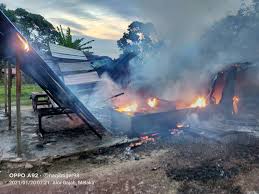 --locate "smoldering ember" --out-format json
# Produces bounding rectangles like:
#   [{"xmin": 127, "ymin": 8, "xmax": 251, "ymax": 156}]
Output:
[{"xmin": 1, "ymin": 1, "xmax": 259, "ymax": 194}]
